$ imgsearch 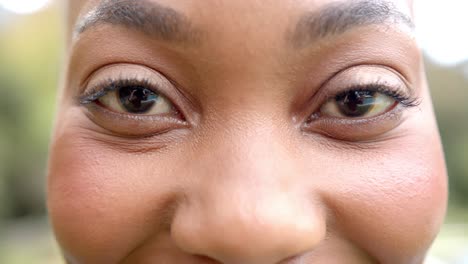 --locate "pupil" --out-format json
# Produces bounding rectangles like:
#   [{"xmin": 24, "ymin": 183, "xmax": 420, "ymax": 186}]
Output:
[
  {"xmin": 336, "ymin": 90, "xmax": 375, "ymax": 117},
  {"xmin": 118, "ymin": 86, "xmax": 158, "ymax": 113}
]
